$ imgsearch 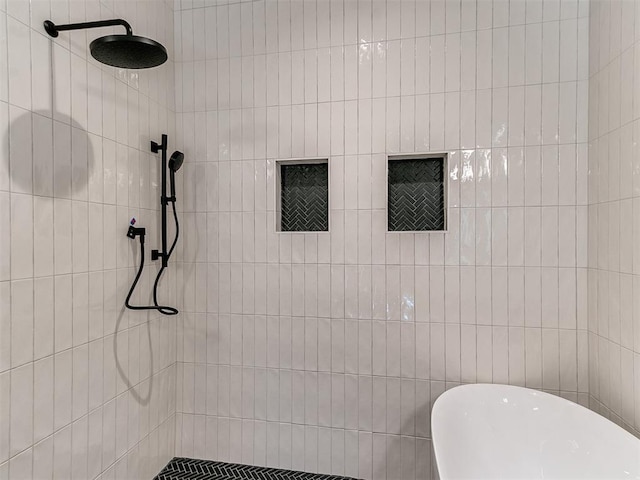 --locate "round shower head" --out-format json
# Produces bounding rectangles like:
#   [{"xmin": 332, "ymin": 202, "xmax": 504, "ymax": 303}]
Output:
[
  {"xmin": 169, "ymin": 151, "xmax": 184, "ymax": 172},
  {"xmin": 90, "ymin": 34, "xmax": 167, "ymax": 69},
  {"xmin": 44, "ymin": 19, "xmax": 168, "ymax": 69}
]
